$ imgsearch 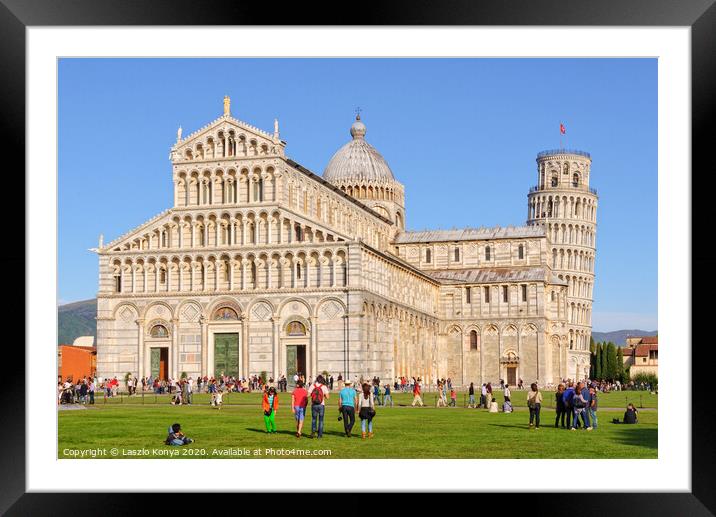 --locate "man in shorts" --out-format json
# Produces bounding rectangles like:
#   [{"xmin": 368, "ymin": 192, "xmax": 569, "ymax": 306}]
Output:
[{"xmin": 291, "ymin": 380, "xmax": 309, "ymax": 438}]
